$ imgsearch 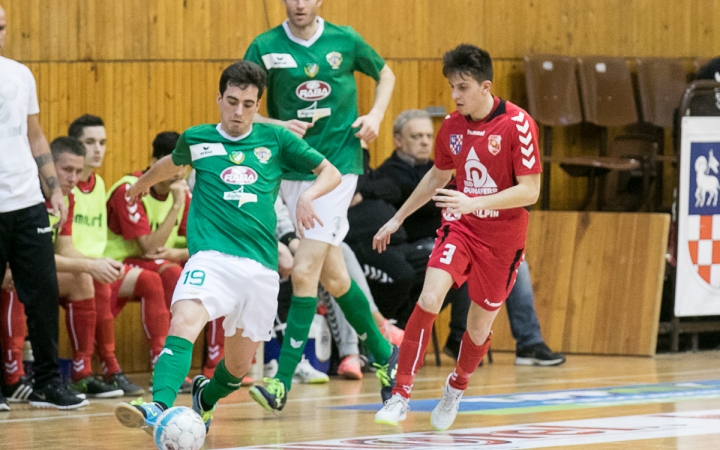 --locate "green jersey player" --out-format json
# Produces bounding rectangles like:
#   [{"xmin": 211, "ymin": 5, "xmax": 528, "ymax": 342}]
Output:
[
  {"xmin": 244, "ymin": 0, "xmax": 399, "ymax": 413},
  {"xmin": 114, "ymin": 60, "xmax": 341, "ymax": 436}
]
